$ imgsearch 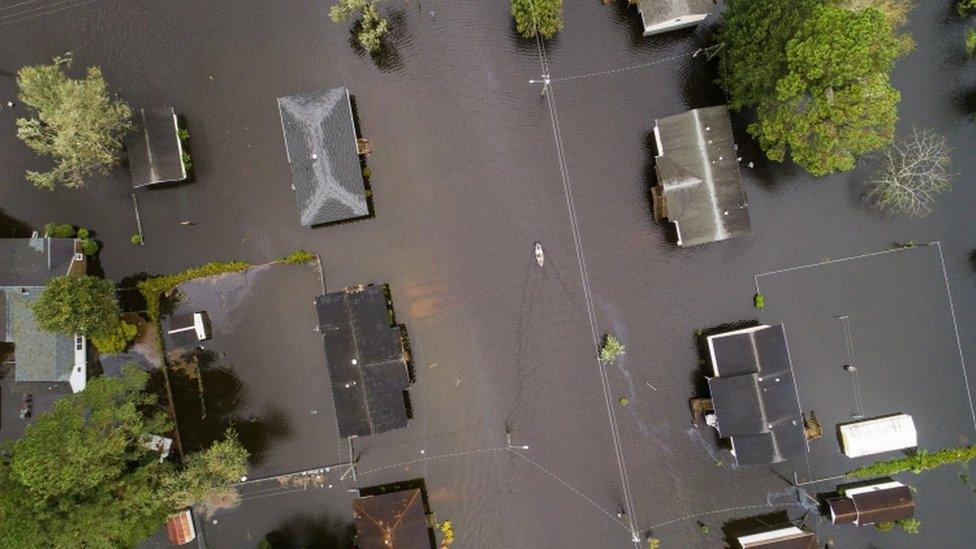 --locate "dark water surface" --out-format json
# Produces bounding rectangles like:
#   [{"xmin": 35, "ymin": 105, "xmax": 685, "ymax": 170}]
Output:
[{"xmin": 2, "ymin": 1, "xmax": 976, "ymax": 547}]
